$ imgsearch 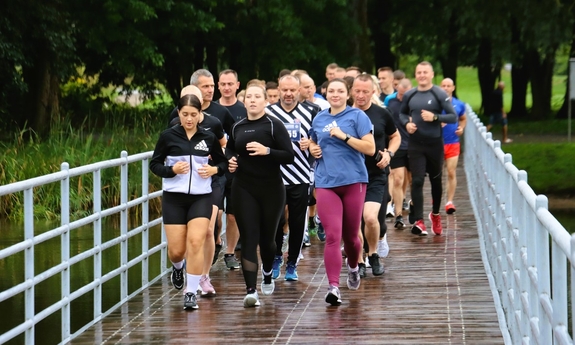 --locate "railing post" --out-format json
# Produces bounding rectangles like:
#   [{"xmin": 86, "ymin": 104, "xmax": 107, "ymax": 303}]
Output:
[
  {"xmin": 570, "ymin": 234, "xmax": 575, "ymax": 345},
  {"xmin": 535, "ymin": 194, "xmax": 552, "ymax": 343},
  {"xmin": 60, "ymin": 163, "xmax": 71, "ymax": 342},
  {"xmin": 541, "ymin": 194, "xmax": 568, "ymax": 344},
  {"xmin": 93, "ymin": 168, "xmax": 102, "ymax": 319},
  {"xmin": 142, "ymin": 158, "xmax": 149, "ymax": 286},
  {"xmin": 120, "ymin": 151, "xmax": 128, "ymax": 301},
  {"xmin": 24, "ymin": 188, "xmax": 34, "ymax": 345}
]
